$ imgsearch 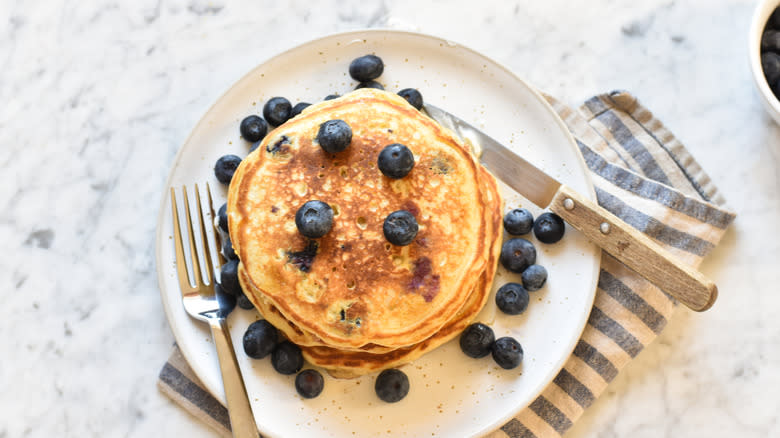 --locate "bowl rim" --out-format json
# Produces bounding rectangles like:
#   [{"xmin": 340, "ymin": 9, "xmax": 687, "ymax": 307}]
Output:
[{"xmin": 750, "ymin": 0, "xmax": 780, "ymax": 122}]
